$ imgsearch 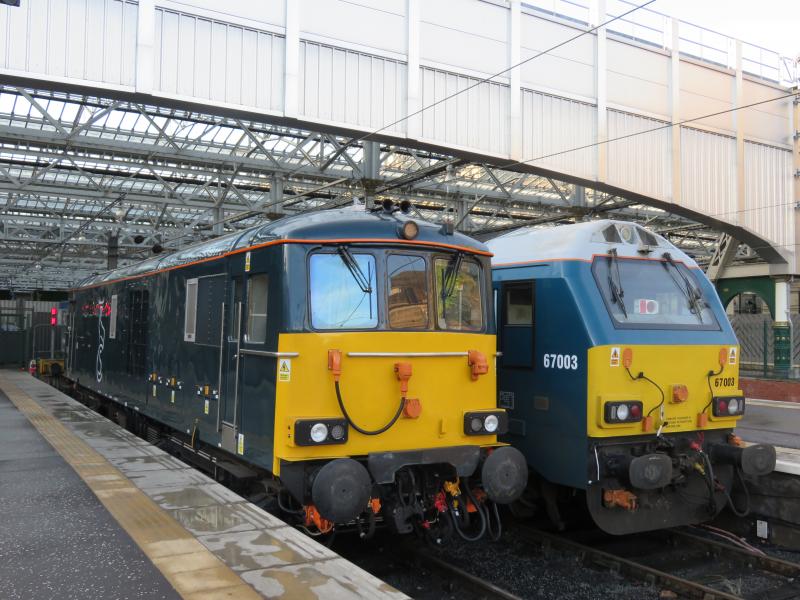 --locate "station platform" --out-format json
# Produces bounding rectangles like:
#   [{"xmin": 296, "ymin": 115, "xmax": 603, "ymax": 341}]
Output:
[
  {"xmin": 737, "ymin": 398, "xmax": 800, "ymax": 476},
  {"xmin": 0, "ymin": 370, "xmax": 407, "ymax": 600}
]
